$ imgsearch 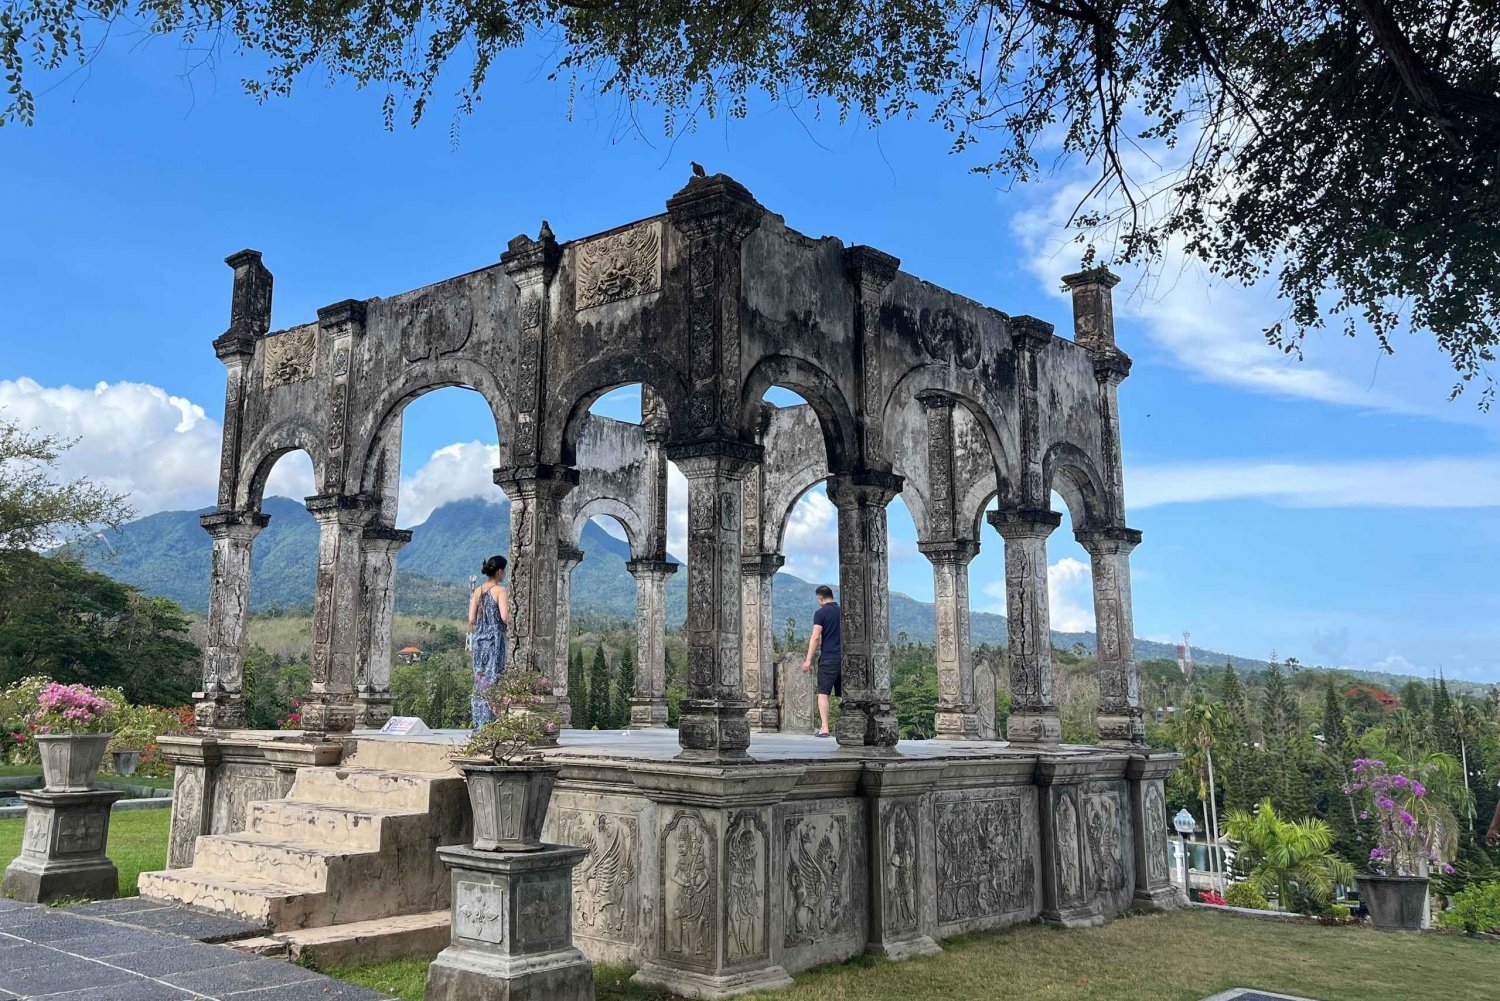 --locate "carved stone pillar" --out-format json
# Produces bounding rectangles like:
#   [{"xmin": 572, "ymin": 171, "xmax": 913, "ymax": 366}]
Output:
[
  {"xmin": 626, "ymin": 558, "xmax": 676, "ymax": 728},
  {"xmin": 195, "ymin": 510, "xmax": 268, "ymax": 729},
  {"xmin": 354, "ymin": 525, "xmax": 411, "ymax": 729},
  {"xmin": 1127, "ymin": 753, "xmax": 1185, "ymax": 910},
  {"xmin": 862, "ymin": 761, "xmax": 945, "ymax": 959},
  {"xmin": 987, "ymin": 508, "xmax": 1063, "ymax": 745},
  {"xmin": 920, "ymin": 538, "xmax": 980, "ymax": 740},
  {"xmin": 303, "ymin": 493, "xmax": 378, "ymax": 735},
  {"xmin": 666, "ymin": 439, "xmax": 761, "ymax": 760},
  {"xmin": 1078, "ymin": 527, "xmax": 1145, "ymax": 746},
  {"xmin": 827, "ymin": 470, "xmax": 903, "ymax": 751},
  {"xmin": 1036, "ymin": 758, "xmax": 1107, "ymax": 927},
  {"xmin": 211, "ymin": 250, "xmax": 272, "ymax": 511},
  {"xmin": 495, "ymin": 465, "xmax": 579, "ymax": 694},
  {"xmin": 555, "ymin": 543, "xmax": 584, "ymax": 727},
  {"xmin": 741, "ymin": 552, "xmax": 784, "ymax": 732}
]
